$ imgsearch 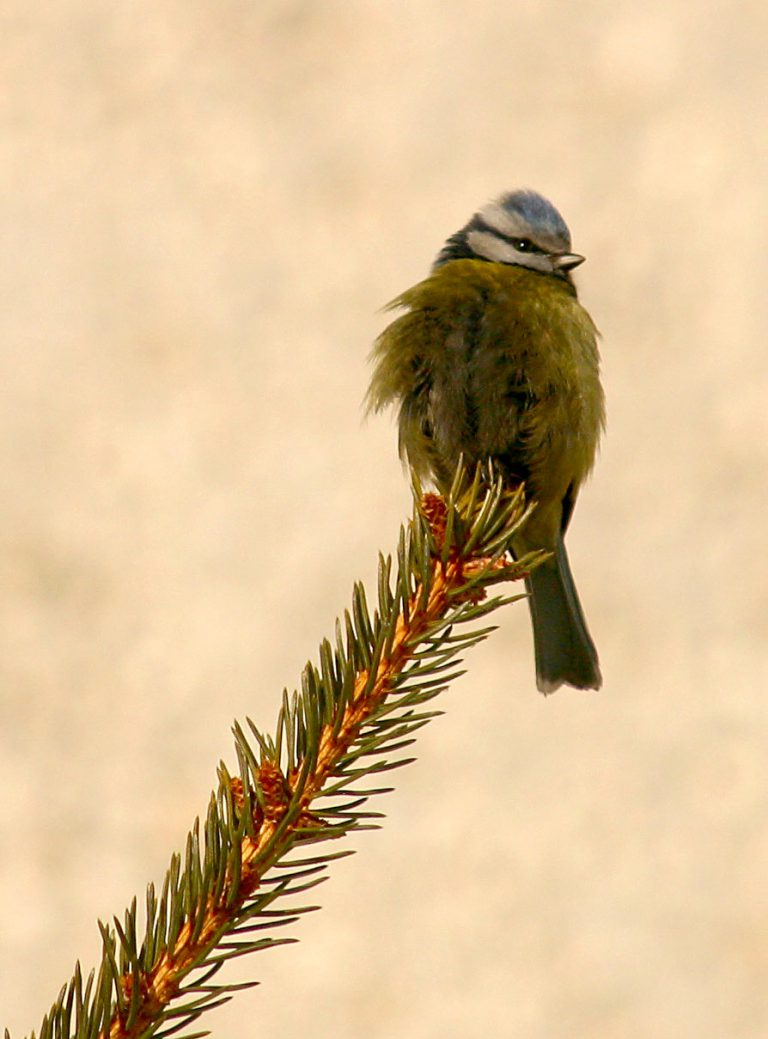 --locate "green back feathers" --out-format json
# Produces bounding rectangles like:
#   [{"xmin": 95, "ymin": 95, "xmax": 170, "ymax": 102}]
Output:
[{"xmin": 367, "ymin": 259, "xmax": 603, "ymax": 497}]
